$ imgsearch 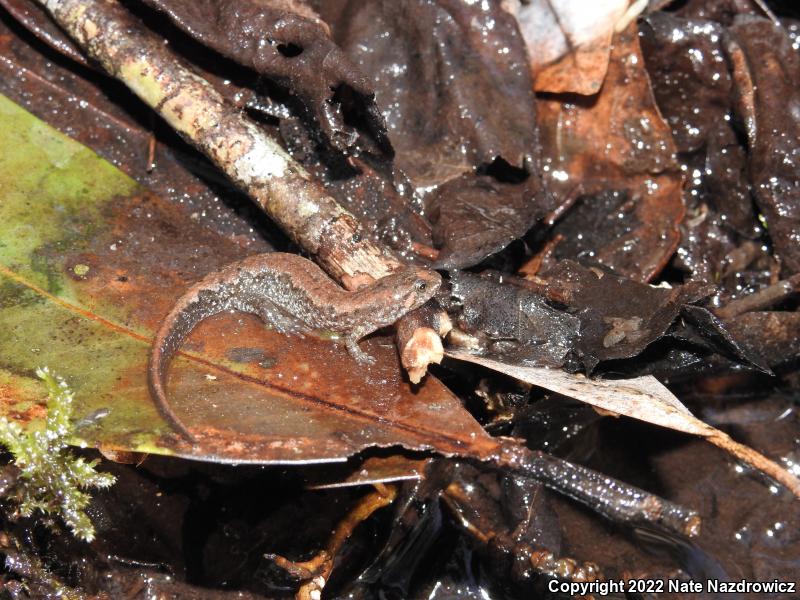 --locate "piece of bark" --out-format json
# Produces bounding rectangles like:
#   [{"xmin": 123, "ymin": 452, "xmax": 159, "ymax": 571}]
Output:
[{"xmin": 395, "ymin": 302, "xmax": 451, "ymax": 384}]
